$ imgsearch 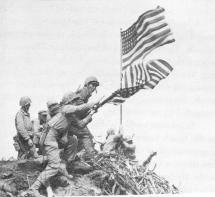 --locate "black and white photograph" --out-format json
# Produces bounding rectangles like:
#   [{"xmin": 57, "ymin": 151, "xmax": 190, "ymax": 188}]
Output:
[{"xmin": 0, "ymin": 0, "xmax": 214, "ymax": 196}]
